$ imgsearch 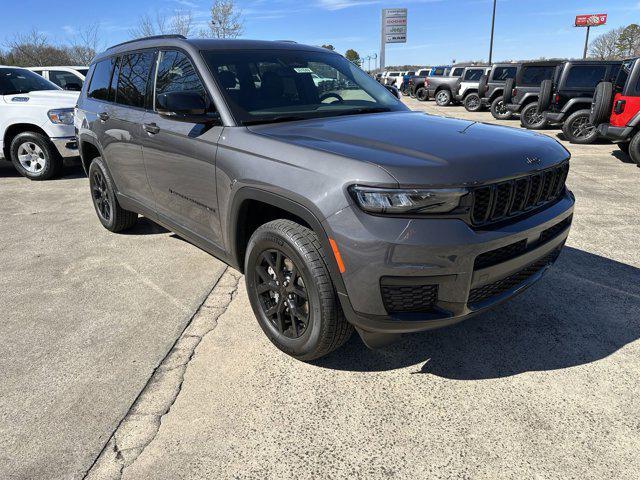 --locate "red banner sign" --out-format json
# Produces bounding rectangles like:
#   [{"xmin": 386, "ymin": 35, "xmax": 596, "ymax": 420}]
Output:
[{"xmin": 575, "ymin": 14, "xmax": 607, "ymax": 27}]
